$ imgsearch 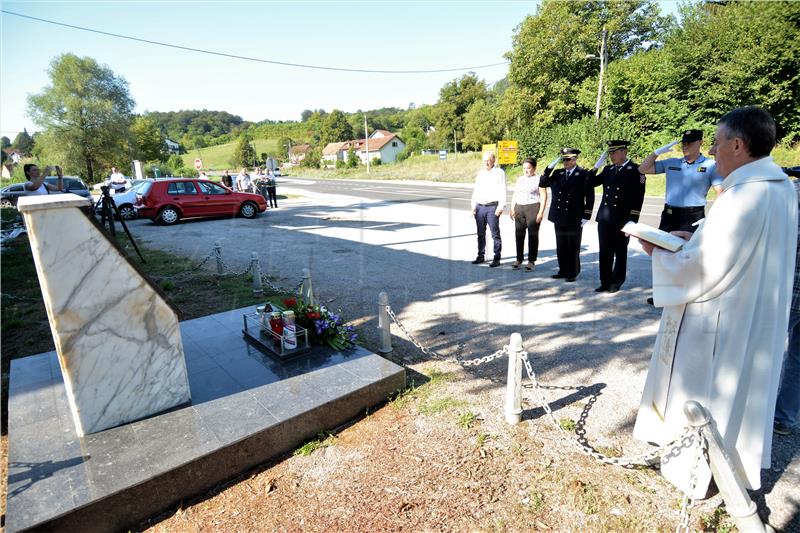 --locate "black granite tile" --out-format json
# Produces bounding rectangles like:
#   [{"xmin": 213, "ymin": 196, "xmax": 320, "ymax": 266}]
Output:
[
  {"xmin": 188, "ymin": 366, "xmax": 244, "ymax": 404},
  {"xmin": 217, "ymin": 354, "xmax": 282, "ymax": 389},
  {"xmin": 193, "ymin": 390, "xmax": 279, "ymax": 445},
  {"xmin": 9, "ymin": 353, "xmax": 53, "ymax": 391},
  {"xmin": 8, "ymin": 379, "xmax": 59, "ymax": 430},
  {"xmin": 337, "ymin": 347, "xmax": 407, "ymax": 384},
  {"xmin": 184, "ymin": 354, "xmax": 221, "ymax": 374}
]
